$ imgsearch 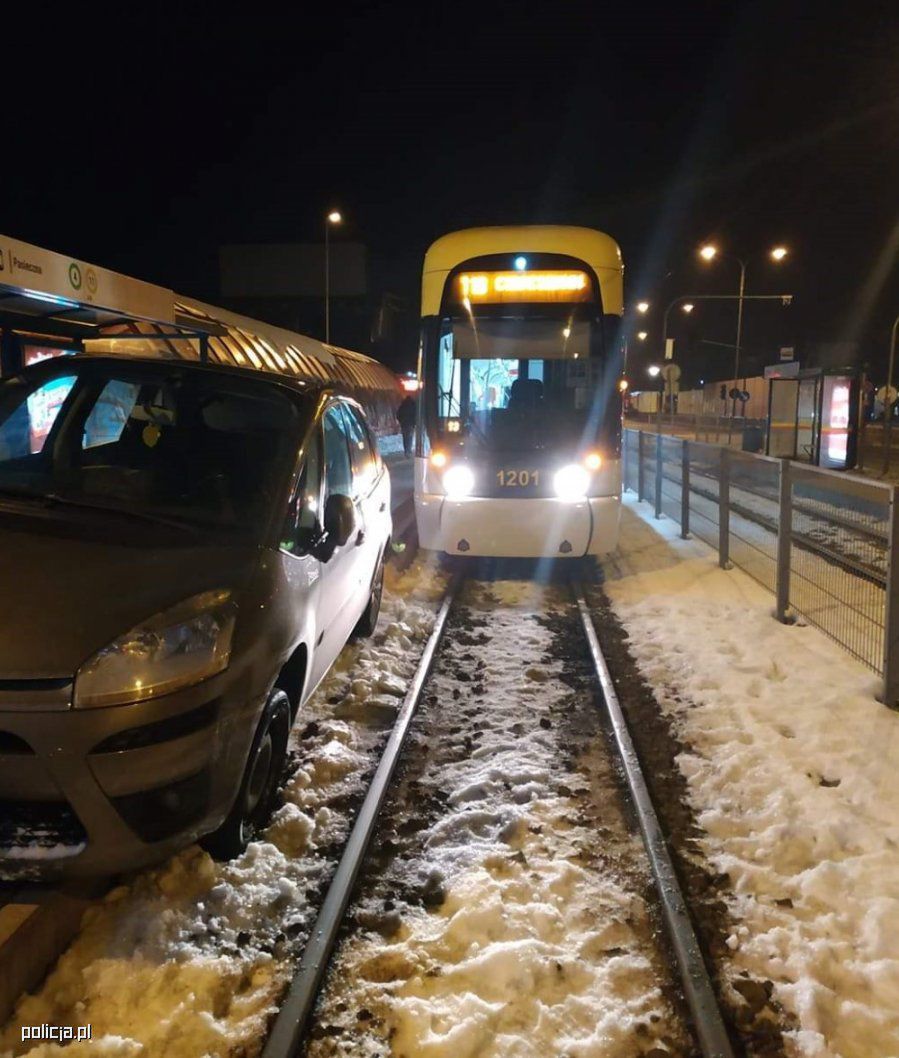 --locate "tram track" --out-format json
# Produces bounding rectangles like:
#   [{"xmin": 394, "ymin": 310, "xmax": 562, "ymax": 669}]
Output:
[
  {"xmin": 2, "ymin": 565, "xmax": 779, "ymax": 1056},
  {"xmin": 260, "ymin": 570, "xmax": 761, "ymax": 1058}
]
